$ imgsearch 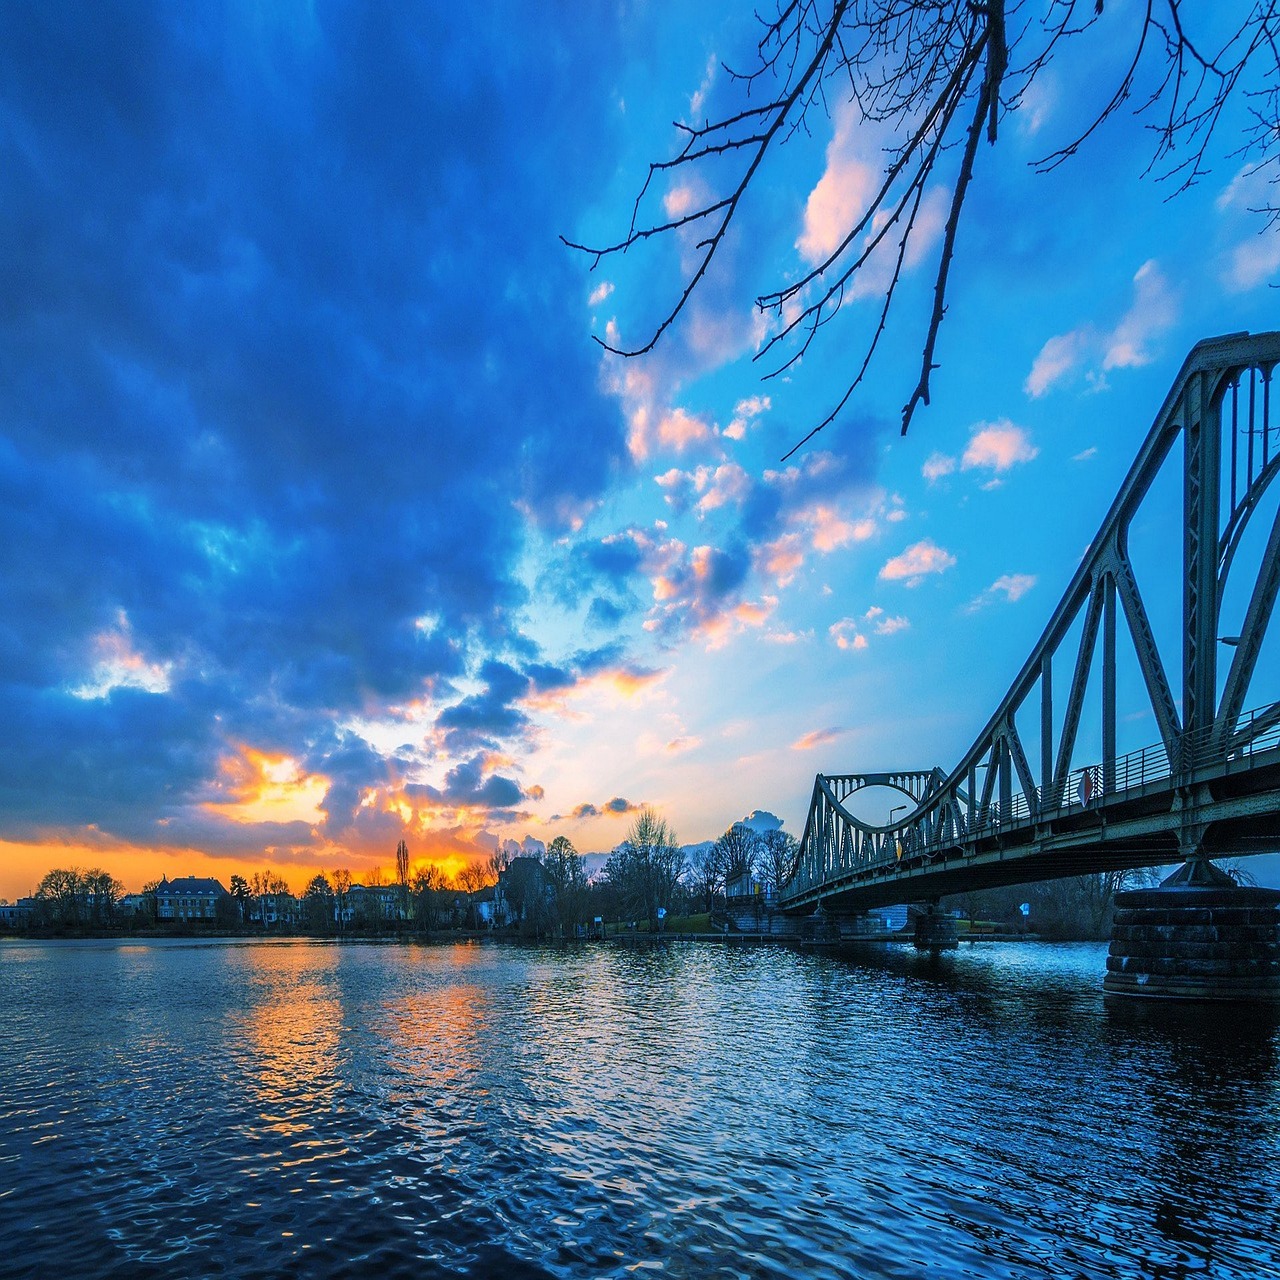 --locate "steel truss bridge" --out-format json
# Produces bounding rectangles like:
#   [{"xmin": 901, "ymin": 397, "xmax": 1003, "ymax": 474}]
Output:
[{"xmin": 783, "ymin": 332, "xmax": 1280, "ymax": 915}]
